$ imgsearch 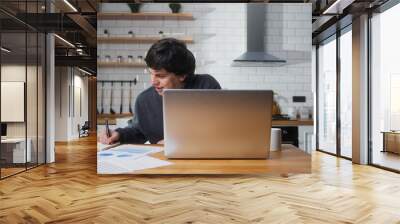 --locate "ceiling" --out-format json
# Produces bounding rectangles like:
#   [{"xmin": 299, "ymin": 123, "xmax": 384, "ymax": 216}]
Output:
[
  {"xmin": 311, "ymin": 0, "xmax": 390, "ymax": 44},
  {"xmin": 2, "ymin": 0, "xmax": 395, "ymax": 74},
  {"xmin": 97, "ymin": 0, "xmax": 311, "ymax": 2},
  {"xmin": 0, "ymin": 0, "xmax": 97, "ymax": 74}
]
